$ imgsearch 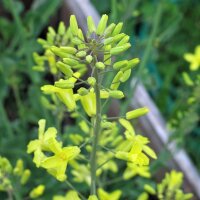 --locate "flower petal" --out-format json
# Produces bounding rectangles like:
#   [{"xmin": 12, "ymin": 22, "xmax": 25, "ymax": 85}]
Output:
[{"xmin": 27, "ymin": 140, "xmax": 40, "ymax": 153}]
